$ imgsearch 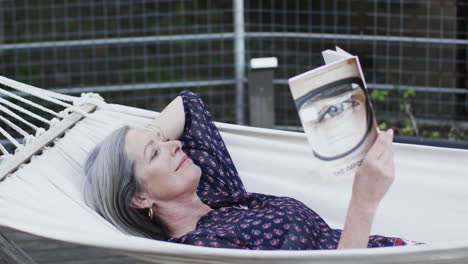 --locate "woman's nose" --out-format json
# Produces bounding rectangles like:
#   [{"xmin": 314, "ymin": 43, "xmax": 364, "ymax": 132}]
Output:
[{"xmin": 168, "ymin": 140, "xmax": 182, "ymax": 156}]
